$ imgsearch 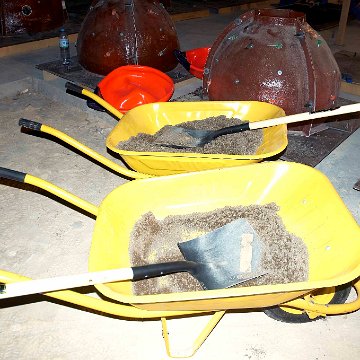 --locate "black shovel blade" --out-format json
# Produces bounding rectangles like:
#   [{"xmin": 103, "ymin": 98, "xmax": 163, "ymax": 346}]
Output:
[
  {"xmin": 178, "ymin": 218, "xmax": 263, "ymax": 290},
  {"xmin": 155, "ymin": 126, "xmax": 210, "ymax": 149},
  {"xmin": 155, "ymin": 122, "xmax": 250, "ymax": 149}
]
